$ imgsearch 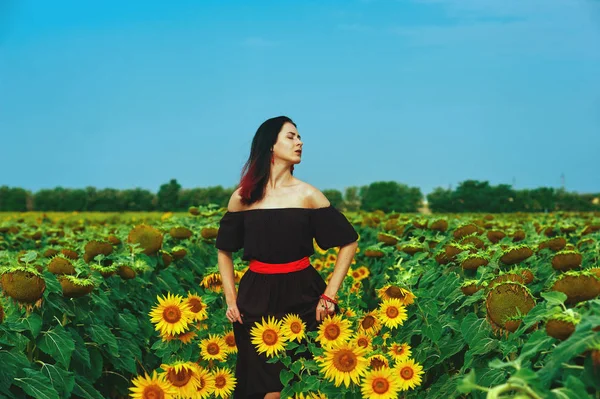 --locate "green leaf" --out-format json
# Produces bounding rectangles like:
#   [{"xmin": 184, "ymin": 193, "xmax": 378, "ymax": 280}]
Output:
[
  {"xmin": 38, "ymin": 362, "xmax": 75, "ymax": 398},
  {"xmin": 88, "ymin": 324, "xmax": 119, "ymax": 357},
  {"xmin": 541, "ymin": 291, "xmax": 567, "ymax": 306},
  {"xmin": 37, "ymin": 324, "xmax": 75, "ymax": 369},
  {"xmin": 17, "ymin": 313, "xmax": 43, "ymax": 338},
  {"xmin": 0, "ymin": 348, "xmax": 30, "ymax": 391},
  {"xmin": 279, "ymin": 369, "xmax": 294, "ymax": 386},
  {"xmin": 456, "ymin": 369, "xmax": 477, "ymax": 393},
  {"xmin": 41, "ymin": 271, "xmax": 62, "ymax": 295},
  {"xmin": 68, "ymin": 327, "xmax": 91, "ymax": 369},
  {"xmin": 13, "ymin": 368, "xmax": 60, "ymax": 399},
  {"xmin": 117, "ymin": 311, "xmax": 139, "ymax": 335},
  {"xmin": 304, "ymin": 375, "xmax": 319, "ymax": 391},
  {"xmin": 290, "ymin": 360, "xmax": 302, "ymax": 375},
  {"xmin": 423, "ymin": 319, "xmax": 443, "ymax": 342},
  {"xmin": 286, "ymin": 341, "xmax": 299, "ymax": 350},
  {"xmin": 280, "ymin": 384, "xmax": 294, "ymax": 399},
  {"xmin": 72, "ymin": 375, "xmax": 104, "ymax": 399}
]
